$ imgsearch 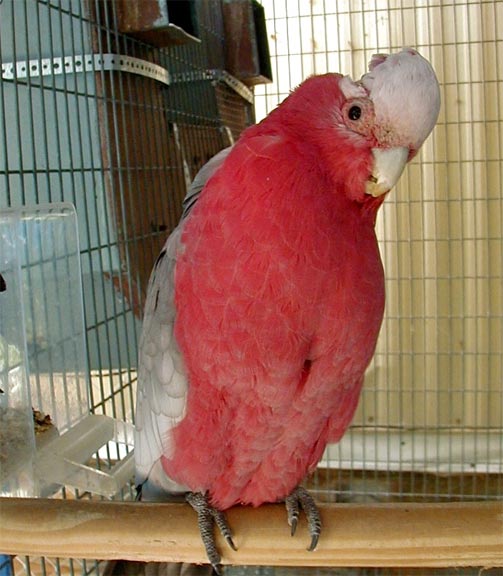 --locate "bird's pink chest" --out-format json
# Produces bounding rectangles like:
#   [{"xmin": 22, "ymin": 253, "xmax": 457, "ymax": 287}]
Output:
[{"xmin": 168, "ymin": 169, "xmax": 385, "ymax": 508}]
